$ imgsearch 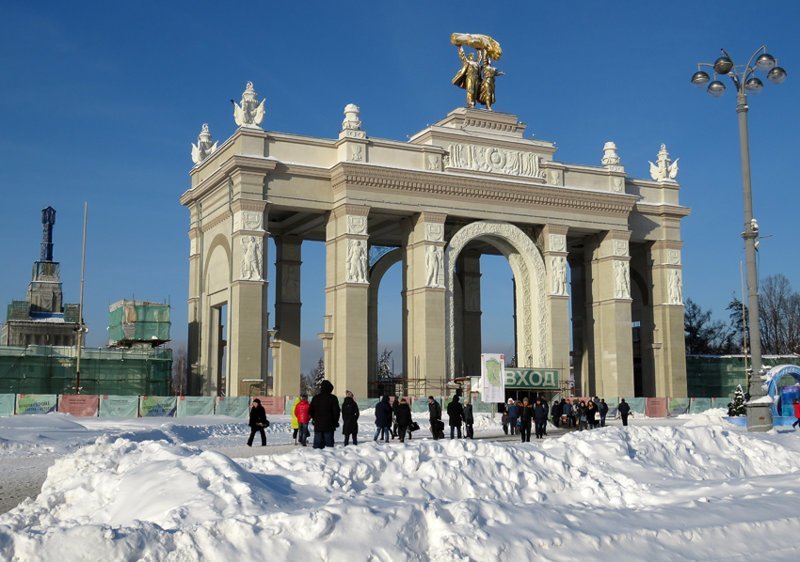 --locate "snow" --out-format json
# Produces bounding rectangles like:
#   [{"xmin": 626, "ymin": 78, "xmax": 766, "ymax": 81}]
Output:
[{"xmin": 1, "ymin": 411, "xmax": 799, "ymax": 561}]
